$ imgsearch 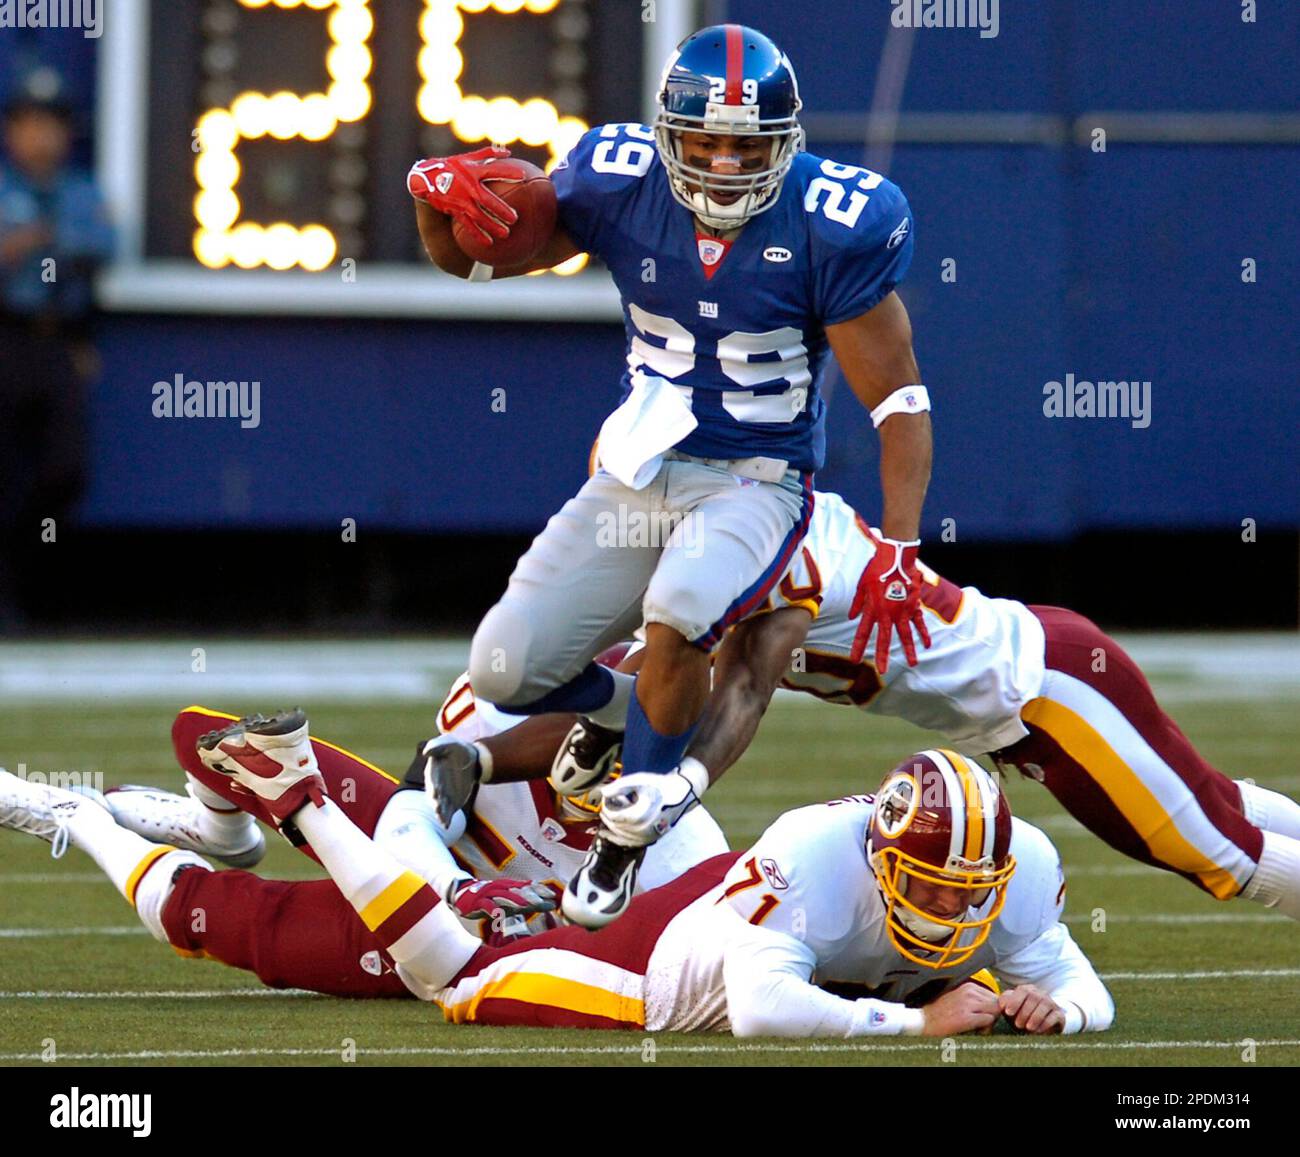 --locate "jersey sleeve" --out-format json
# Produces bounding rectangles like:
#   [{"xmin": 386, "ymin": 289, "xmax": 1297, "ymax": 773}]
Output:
[
  {"xmin": 811, "ymin": 176, "xmax": 915, "ymax": 326},
  {"xmin": 722, "ymin": 915, "xmax": 923, "ymax": 1037},
  {"xmin": 717, "ymin": 803, "xmax": 864, "ymax": 962},
  {"xmin": 989, "ymin": 821, "xmax": 1115, "ymax": 1033},
  {"xmin": 551, "ymin": 123, "xmax": 656, "ymax": 258}
]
